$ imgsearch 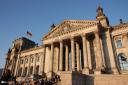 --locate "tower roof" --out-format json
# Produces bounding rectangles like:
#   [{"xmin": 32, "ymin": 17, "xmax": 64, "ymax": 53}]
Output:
[
  {"xmin": 96, "ymin": 5, "xmax": 105, "ymax": 17},
  {"xmin": 97, "ymin": 5, "xmax": 103, "ymax": 12}
]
